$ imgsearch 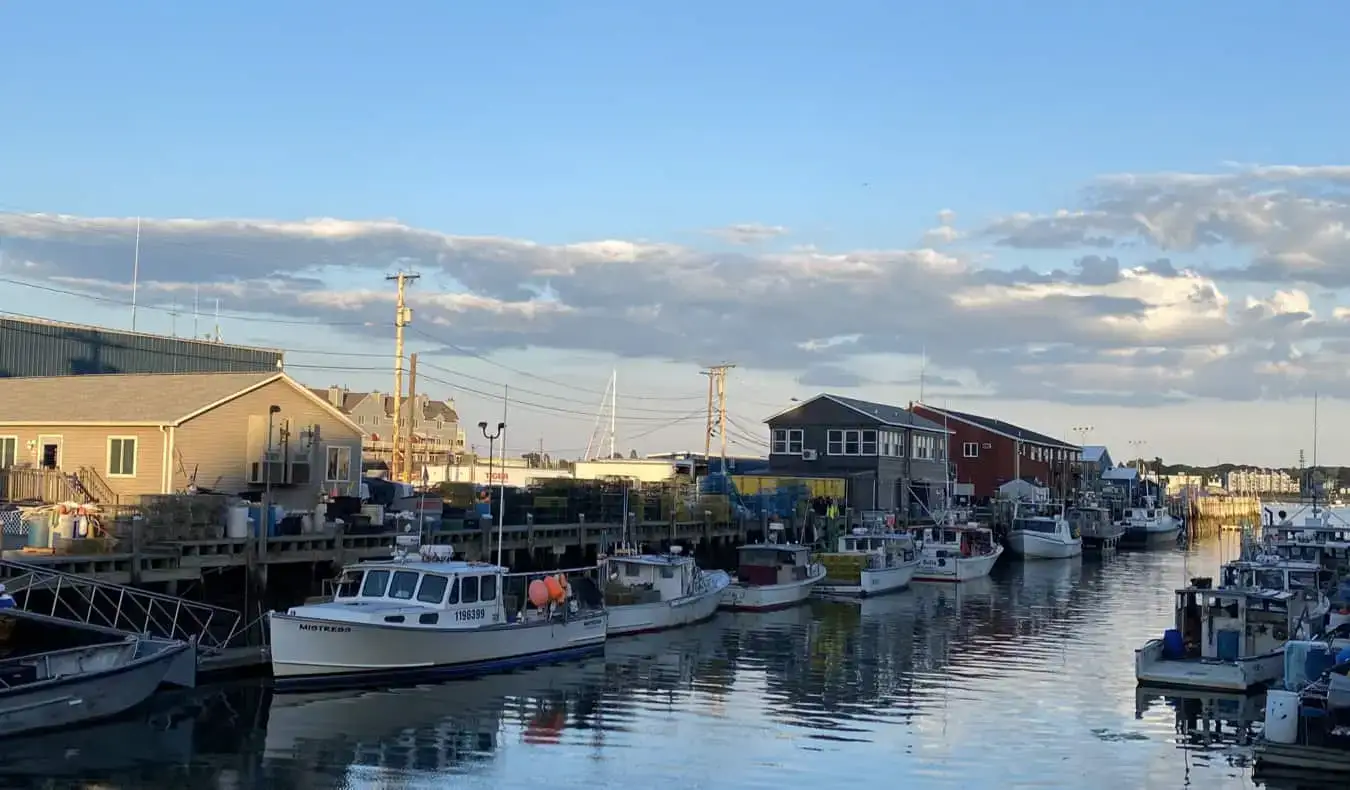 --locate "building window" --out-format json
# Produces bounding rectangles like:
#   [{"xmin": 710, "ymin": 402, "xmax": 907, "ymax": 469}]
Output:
[
  {"xmin": 912, "ymin": 434, "xmax": 935, "ymax": 461},
  {"xmin": 881, "ymin": 432, "xmax": 891, "ymax": 457},
  {"xmin": 326, "ymin": 445, "xmax": 353, "ymax": 482},
  {"xmin": 843, "ymin": 430, "xmax": 860, "ymax": 455},
  {"xmin": 772, "ymin": 428, "xmax": 805, "ymax": 455},
  {"xmin": 963, "ymin": 442, "xmax": 979, "ymax": 458},
  {"xmin": 107, "ymin": 437, "xmax": 137, "ymax": 477},
  {"xmin": 861, "ymin": 430, "xmax": 877, "ymax": 455},
  {"xmin": 893, "ymin": 432, "xmax": 906, "ymax": 457},
  {"xmin": 0, "ymin": 436, "xmax": 15, "ymax": 469},
  {"xmin": 827, "ymin": 430, "xmax": 844, "ymax": 455}
]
